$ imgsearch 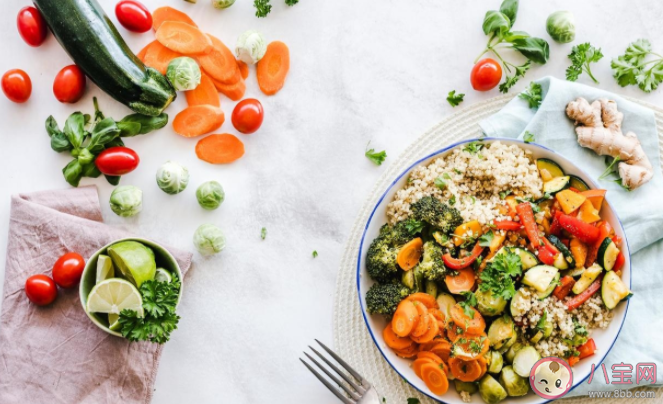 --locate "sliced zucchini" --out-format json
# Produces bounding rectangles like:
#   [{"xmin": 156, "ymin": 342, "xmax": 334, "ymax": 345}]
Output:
[
  {"xmin": 476, "ymin": 289, "xmax": 507, "ymax": 316},
  {"xmin": 543, "ymin": 317, "xmax": 553, "ymax": 338},
  {"xmin": 522, "ymin": 265, "xmax": 558, "ymax": 292},
  {"xmin": 479, "ymin": 374, "xmax": 508, "ymax": 404},
  {"xmin": 401, "ymin": 270, "xmax": 414, "ymax": 289},
  {"xmin": 597, "ymin": 237, "xmax": 620, "ymax": 271},
  {"xmin": 487, "ymin": 351, "xmax": 504, "ymax": 374},
  {"xmin": 564, "ymin": 267, "xmax": 585, "ymax": 278},
  {"xmin": 537, "ymin": 273, "xmax": 560, "ymax": 299},
  {"xmin": 543, "ymin": 176, "xmax": 571, "ymax": 194},
  {"xmin": 572, "ymin": 263, "xmax": 603, "ymax": 295},
  {"xmin": 454, "ymin": 380, "xmax": 478, "ymax": 394},
  {"xmin": 537, "ymin": 158, "xmax": 565, "ymax": 179},
  {"xmin": 510, "ymin": 288, "xmax": 530, "ymax": 318},
  {"xmin": 504, "ymin": 342, "xmax": 524, "ymax": 363},
  {"xmin": 602, "ymin": 271, "xmax": 632, "ymax": 309},
  {"xmin": 500, "ymin": 365, "xmax": 529, "ymax": 397},
  {"xmin": 569, "ymin": 175, "xmax": 591, "ymax": 192},
  {"xmin": 548, "ymin": 235, "xmax": 575, "ymax": 268},
  {"xmin": 488, "ymin": 316, "xmax": 515, "ymax": 349},
  {"xmin": 436, "ymin": 292, "xmax": 456, "ymax": 320},
  {"xmin": 512, "ymin": 346, "xmax": 541, "ymax": 378},
  {"xmin": 492, "ymin": 247, "xmax": 538, "ymax": 270},
  {"xmin": 553, "ymin": 252, "xmax": 569, "ymax": 270},
  {"xmin": 529, "ymin": 330, "xmax": 544, "ymax": 343},
  {"xmin": 425, "ymin": 279, "xmax": 438, "ymax": 298}
]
